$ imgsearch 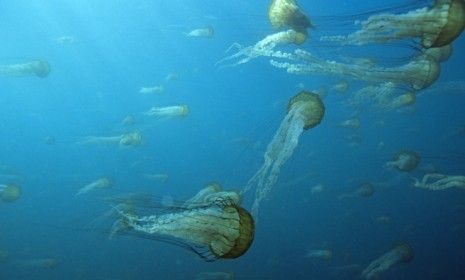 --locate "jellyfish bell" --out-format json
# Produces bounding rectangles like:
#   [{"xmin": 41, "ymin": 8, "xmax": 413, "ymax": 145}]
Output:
[
  {"xmin": 0, "ymin": 184, "xmax": 21, "ymax": 202},
  {"xmin": 30, "ymin": 60, "xmax": 51, "ymax": 78},
  {"xmin": 110, "ymin": 185, "xmax": 255, "ymax": 261},
  {"xmin": 186, "ymin": 26, "xmax": 214, "ymax": 38},
  {"xmin": 268, "ymin": 0, "xmax": 312, "ymax": 33},
  {"xmin": 287, "ymin": 91, "xmax": 325, "ymax": 130},
  {"xmin": 425, "ymin": 0, "xmax": 465, "ymax": 48}
]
